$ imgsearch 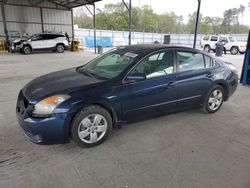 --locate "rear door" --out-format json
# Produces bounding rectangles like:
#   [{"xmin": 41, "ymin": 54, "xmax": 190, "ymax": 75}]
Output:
[
  {"xmin": 175, "ymin": 50, "xmax": 214, "ymax": 109},
  {"xmin": 43, "ymin": 34, "xmax": 57, "ymax": 49}
]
